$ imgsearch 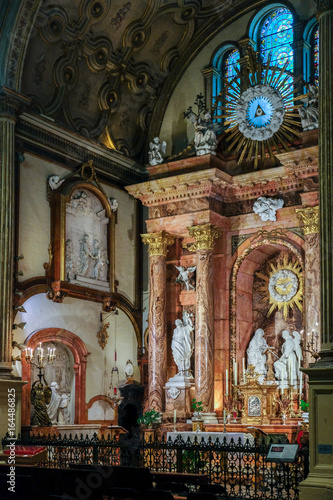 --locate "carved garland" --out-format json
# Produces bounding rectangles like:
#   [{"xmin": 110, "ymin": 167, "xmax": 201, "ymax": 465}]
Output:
[{"xmin": 229, "ymin": 235, "xmax": 304, "ymax": 382}]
